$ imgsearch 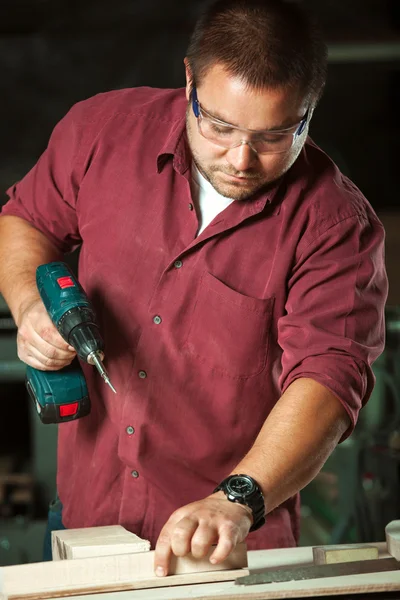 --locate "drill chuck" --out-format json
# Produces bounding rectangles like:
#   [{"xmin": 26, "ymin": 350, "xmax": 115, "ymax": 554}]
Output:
[
  {"xmin": 58, "ymin": 306, "xmax": 104, "ymax": 362},
  {"xmin": 56, "ymin": 293, "xmax": 116, "ymax": 393}
]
